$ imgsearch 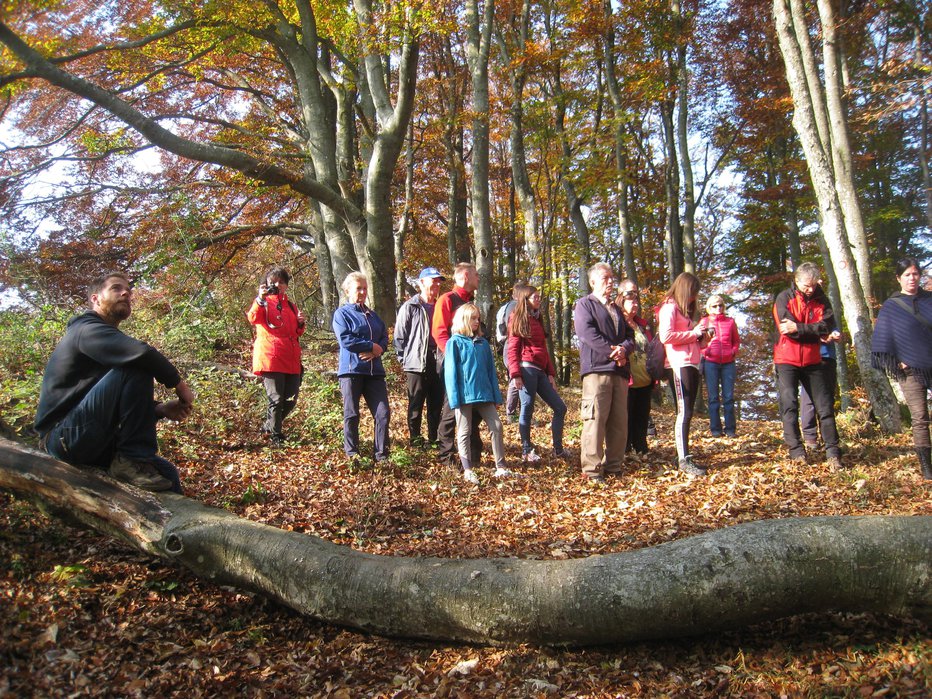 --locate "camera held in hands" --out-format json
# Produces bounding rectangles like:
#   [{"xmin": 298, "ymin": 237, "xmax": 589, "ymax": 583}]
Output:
[
  {"xmin": 266, "ymin": 284, "xmax": 279, "ymax": 297},
  {"xmin": 706, "ymin": 325, "xmax": 716, "ymax": 337}
]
